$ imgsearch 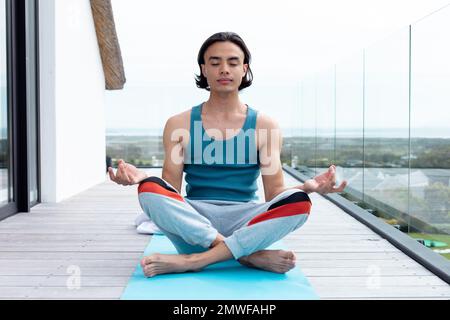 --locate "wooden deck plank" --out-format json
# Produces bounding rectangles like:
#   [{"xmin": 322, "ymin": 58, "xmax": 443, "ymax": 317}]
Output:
[
  {"xmin": 0, "ymin": 252, "xmax": 144, "ymax": 260},
  {"xmin": 308, "ymin": 275, "xmax": 449, "ymax": 287},
  {"xmin": 311, "ymin": 285, "xmax": 450, "ymax": 299},
  {"xmin": 0, "ymin": 287, "xmax": 125, "ymax": 299},
  {"xmin": 0, "ymin": 267, "xmax": 139, "ymax": 277},
  {"xmin": 0, "ymin": 170, "xmax": 449, "ymax": 300},
  {"xmin": 0, "ymin": 276, "xmax": 130, "ymax": 287}
]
